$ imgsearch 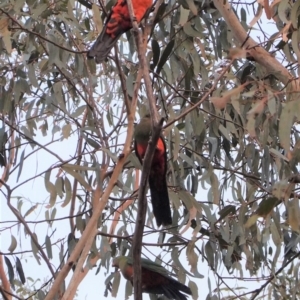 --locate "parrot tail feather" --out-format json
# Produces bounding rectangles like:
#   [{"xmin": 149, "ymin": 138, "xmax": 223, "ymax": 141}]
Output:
[
  {"xmin": 145, "ymin": 281, "xmax": 192, "ymax": 300},
  {"xmin": 171, "ymin": 279, "xmax": 192, "ymax": 295},
  {"xmin": 160, "ymin": 287, "xmax": 189, "ymax": 300},
  {"xmin": 163, "ymin": 279, "xmax": 192, "ymax": 300},
  {"xmin": 149, "ymin": 176, "xmax": 172, "ymax": 227},
  {"xmin": 87, "ymin": 30, "xmax": 121, "ymax": 63}
]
